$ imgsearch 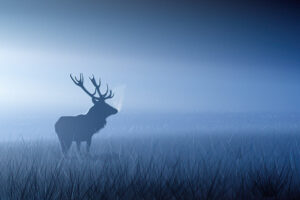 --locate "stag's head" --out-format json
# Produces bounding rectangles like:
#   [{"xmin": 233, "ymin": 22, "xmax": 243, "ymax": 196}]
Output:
[{"xmin": 70, "ymin": 74, "xmax": 118, "ymax": 119}]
